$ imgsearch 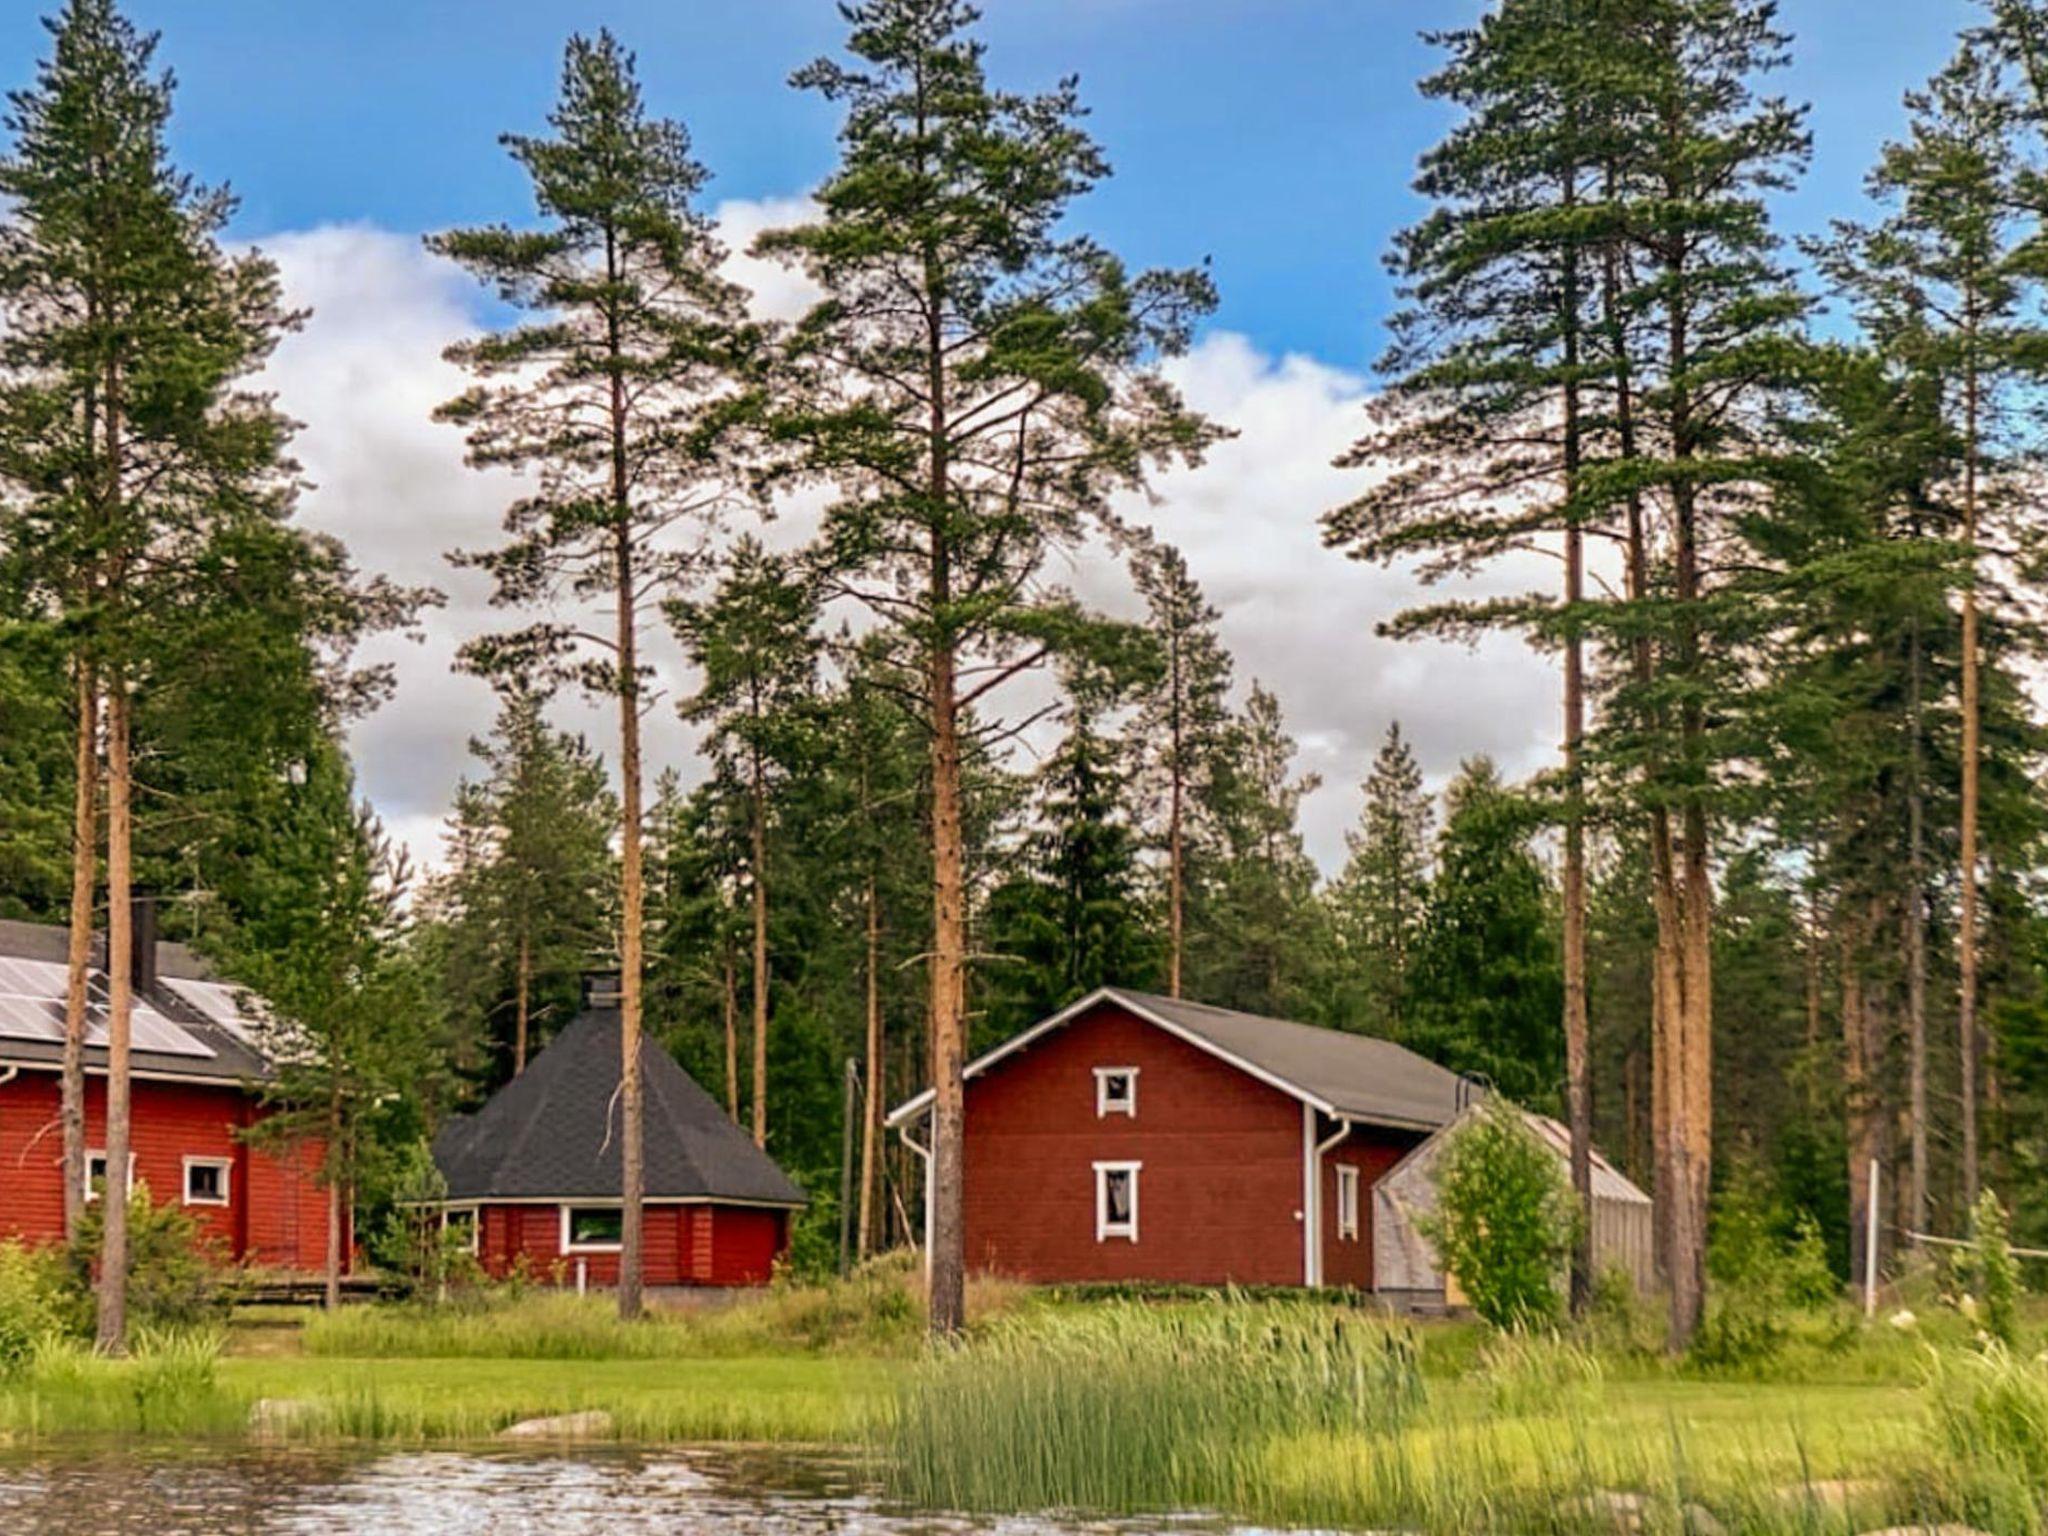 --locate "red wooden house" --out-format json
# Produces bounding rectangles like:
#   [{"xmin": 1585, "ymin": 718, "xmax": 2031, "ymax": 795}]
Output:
[
  {"xmin": 887, "ymin": 988, "xmax": 1477, "ymax": 1289},
  {"xmin": 0, "ymin": 908, "xmax": 332, "ymax": 1273},
  {"xmin": 430, "ymin": 975, "xmax": 806, "ymax": 1290}
]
